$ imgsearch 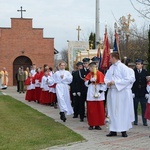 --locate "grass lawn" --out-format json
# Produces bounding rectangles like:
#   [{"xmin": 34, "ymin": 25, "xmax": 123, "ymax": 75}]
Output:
[{"xmin": 0, "ymin": 95, "xmax": 84, "ymax": 150}]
